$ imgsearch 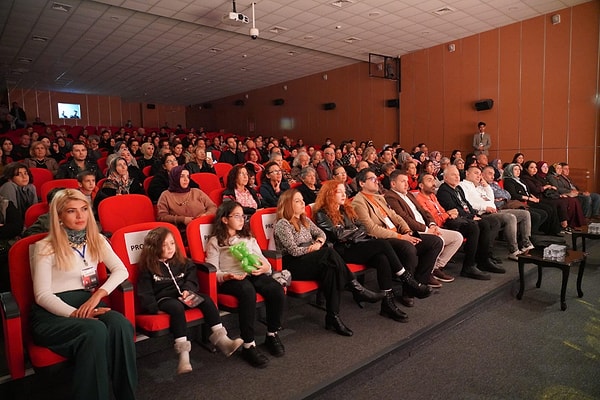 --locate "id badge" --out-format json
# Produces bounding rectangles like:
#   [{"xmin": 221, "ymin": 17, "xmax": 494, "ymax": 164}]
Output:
[
  {"xmin": 383, "ymin": 216, "xmax": 396, "ymax": 230},
  {"xmin": 81, "ymin": 266, "xmax": 99, "ymax": 291}
]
